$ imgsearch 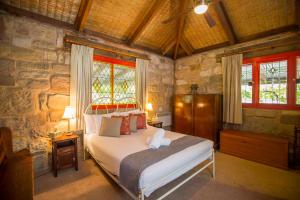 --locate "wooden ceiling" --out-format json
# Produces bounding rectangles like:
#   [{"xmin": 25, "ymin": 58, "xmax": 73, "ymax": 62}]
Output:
[{"xmin": 0, "ymin": 0, "xmax": 299, "ymax": 59}]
